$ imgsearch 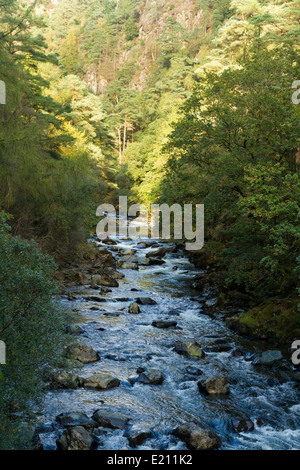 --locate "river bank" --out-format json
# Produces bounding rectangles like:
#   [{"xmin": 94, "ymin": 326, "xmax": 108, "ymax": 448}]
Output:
[{"xmin": 188, "ymin": 251, "xmax": 299, "ymax": 346}]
